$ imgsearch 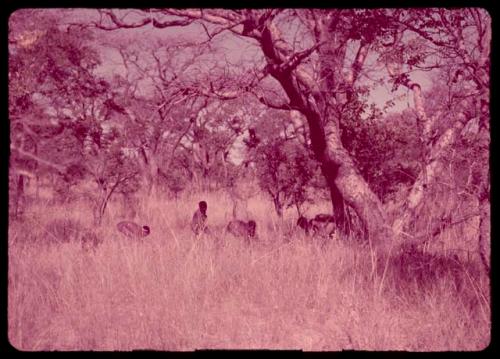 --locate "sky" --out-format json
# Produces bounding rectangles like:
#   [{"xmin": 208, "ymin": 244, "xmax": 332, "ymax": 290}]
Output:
[
  {"xmin": 44, "ymin": 9, "xmax": 434, "ymax": 114},
  {"xmin": 10, "ymin": 9, "xmax": 439, "ymax": 166},
  {"xmin": 55, "ymin": 9, "xmax": 437, "ymax": 164}
]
